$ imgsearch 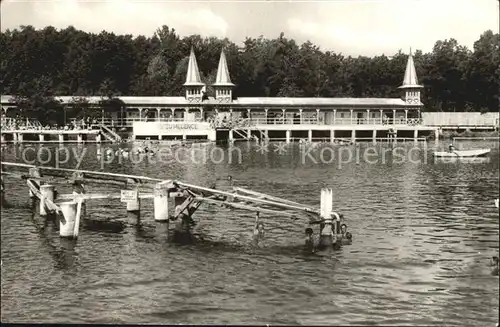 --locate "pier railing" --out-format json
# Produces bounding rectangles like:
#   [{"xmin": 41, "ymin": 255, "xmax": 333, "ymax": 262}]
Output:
[
  {"xmin": 65, "ymin": 117, "xmax": 424, "ymax": 129},
  {"xmin": 262, "ymin": 137, "xmax": 427, "ymax": 143},
  {"xmin": 245, "ymin": 118, "xmax": 423, "ymax": 126}
]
